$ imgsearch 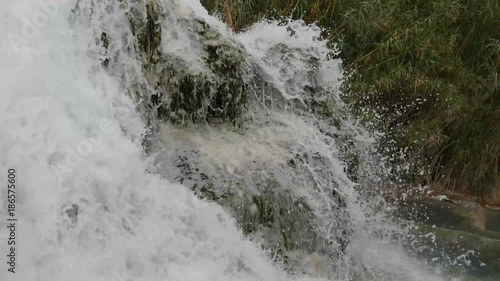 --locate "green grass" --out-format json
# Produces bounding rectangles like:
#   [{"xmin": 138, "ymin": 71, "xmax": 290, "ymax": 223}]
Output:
[{"xmin": 200, "ymin": 0, "xmax": 500, "ymax": 201}]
